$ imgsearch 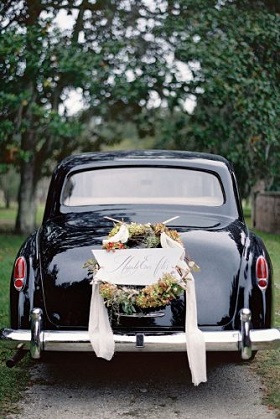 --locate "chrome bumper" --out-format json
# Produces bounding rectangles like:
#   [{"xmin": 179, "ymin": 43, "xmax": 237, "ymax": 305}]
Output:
[
  {"xmin": 1, "ymin": 327, "xmax": 280, "ymax": 352},
  {"xmin": 1, "ymin": 308, "xmax": 279, "ymax": 361}
]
